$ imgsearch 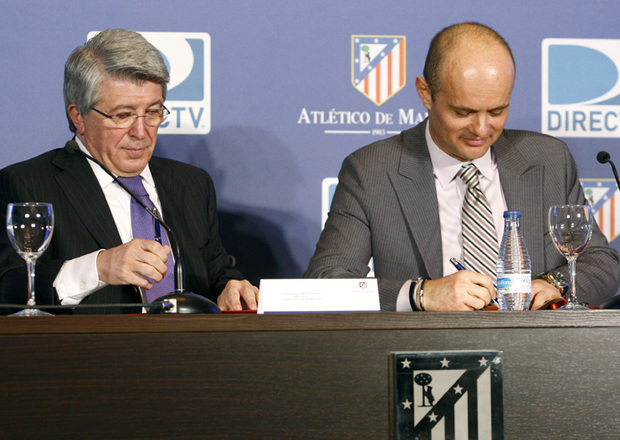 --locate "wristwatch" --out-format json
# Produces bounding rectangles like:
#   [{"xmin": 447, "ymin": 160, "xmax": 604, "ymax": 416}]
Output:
[{"xmin": 540, "ymin": 271, "xmax": 568, "ymax": 296}]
